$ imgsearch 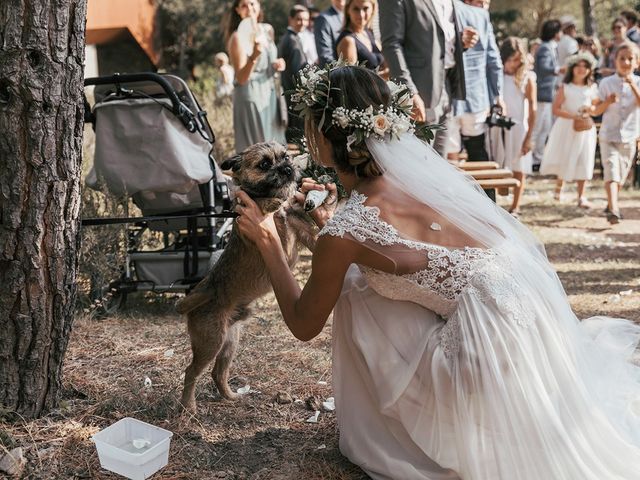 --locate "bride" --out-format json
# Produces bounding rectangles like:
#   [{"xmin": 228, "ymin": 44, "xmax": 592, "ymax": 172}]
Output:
[{"xmin": 233, "ymin": 64, "xmax": 640, "ymax": 479}]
